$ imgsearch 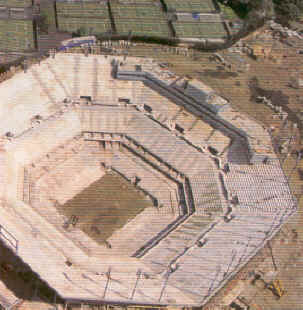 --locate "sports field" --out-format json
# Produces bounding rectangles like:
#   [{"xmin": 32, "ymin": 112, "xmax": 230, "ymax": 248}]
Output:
[
  {"xmin": 57, "ymin": 16, "xmax": 112, "ymax": 35},
  {"xmin": 56, "ymin": 1, "xmax": 110, "ymax": 19},
  {"xmin": 173, "ymin": 21, "xmax": 227, "ymax": 39},
  {"xmin": 176, "ymin": 13, "xmax": 222, "ymax": 22},
  {"xmin": 110, "ymin": 1, "xmax": 169, "ymax": 37},
  {"xmin": 0, "ymin": 19, "xmax": 35, "ymax": 51},
  {"xmin": 0, "ymin": 0, "xmax": 32, "ymax": 8},
  {"xmin": 118, "ymin": 0, "xmax": 157, "ymax": 3},
  {"xmin": 56, "ymin": 1, "xmax": 111, "ymax": 35},
  {"xmin": 58, "ymin": 173, "xmax": 152, "ymax": 245},
  {"xmin": 110, "ymin": 3, "xmax": 166, "ymax": 20},
  {"xmin": 164, "ymin": 0, "xmax": 215, "ymax": 13},
  {"xmin": 114, "ymin": 19, "xmax": 171, "ymax": 37}
]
